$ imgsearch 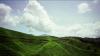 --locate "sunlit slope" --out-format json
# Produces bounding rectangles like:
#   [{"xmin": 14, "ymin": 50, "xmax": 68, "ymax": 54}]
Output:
[{"xmin": 0, "ymin": 27, "xmax": 100, "ymax": 56}]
